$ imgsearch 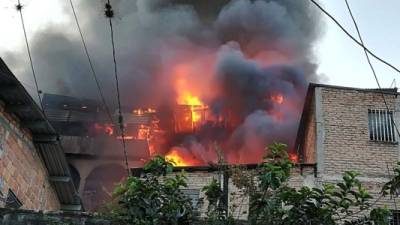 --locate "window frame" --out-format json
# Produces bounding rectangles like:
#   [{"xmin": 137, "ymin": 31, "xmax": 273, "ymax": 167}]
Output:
[{"xmin": 368, "ymin": 109, "xmax": 397, "ymax": 144}]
